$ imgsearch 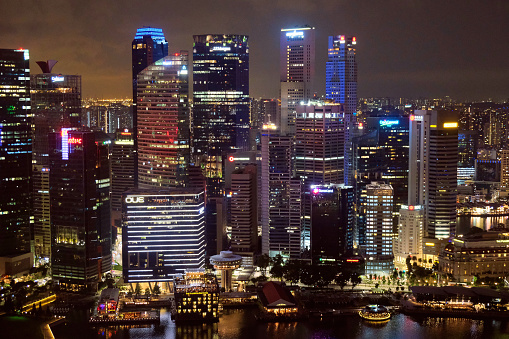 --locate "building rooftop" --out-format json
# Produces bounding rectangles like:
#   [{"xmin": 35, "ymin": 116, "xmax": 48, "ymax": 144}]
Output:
[{"xmin": 258, "ymin": 282, "xmax": 296, "ymax": 308}]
